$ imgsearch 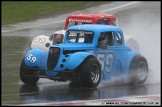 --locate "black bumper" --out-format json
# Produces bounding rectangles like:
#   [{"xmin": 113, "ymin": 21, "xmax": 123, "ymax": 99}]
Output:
[{"xmin": 22, "ymin": 67, "xmax": 75, "ymax": 81}]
